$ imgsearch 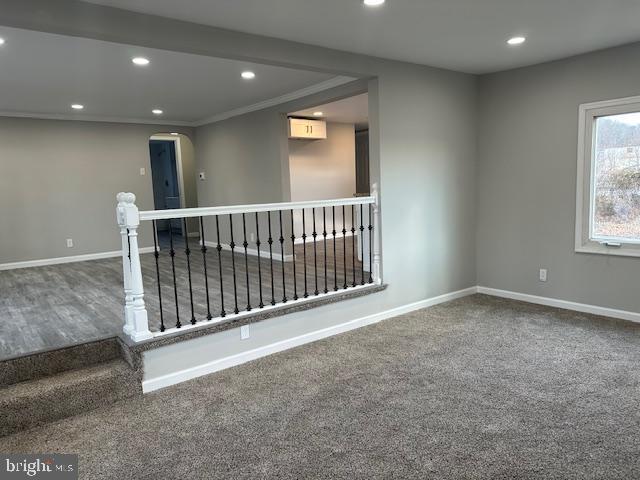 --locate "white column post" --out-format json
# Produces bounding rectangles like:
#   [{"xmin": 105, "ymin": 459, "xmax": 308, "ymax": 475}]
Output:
[
  {"xmin": 116, "ymin": 193, "xmax": 134, "ymax": 336},
  {"xmin": 116, "ymin": 192, "xmax": 152, "ymax": 342},
  {"xmin": 371, "ymin": 183, "xmax": 382, "ymax": 284}
]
